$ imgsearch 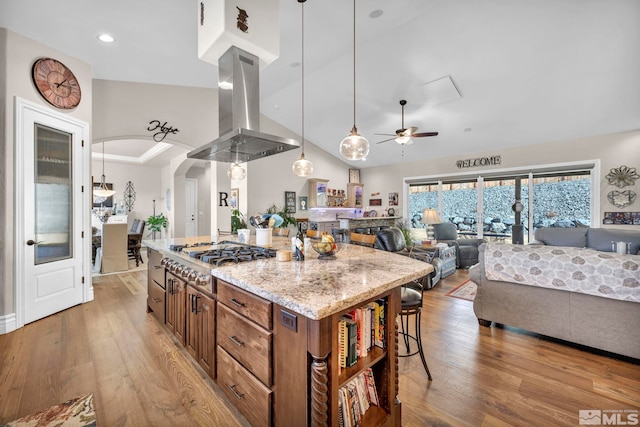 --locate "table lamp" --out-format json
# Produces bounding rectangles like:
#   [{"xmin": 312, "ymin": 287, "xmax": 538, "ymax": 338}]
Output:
[{"xmin": 420, "ymin": 209, "xmax": 442, "ymax": 242}]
